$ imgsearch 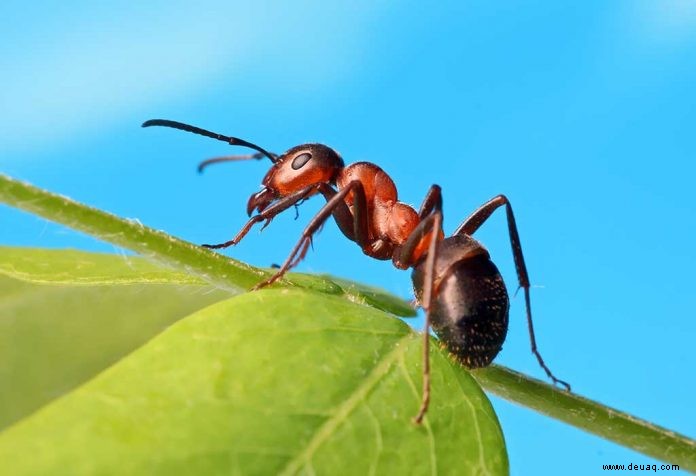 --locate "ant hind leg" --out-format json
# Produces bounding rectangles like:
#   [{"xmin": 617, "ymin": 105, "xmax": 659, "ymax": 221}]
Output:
[{"xmin": 455, "ymin": 195, "xmax": 570, "ymax": 390}]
